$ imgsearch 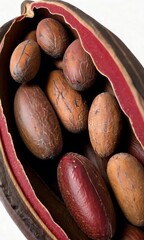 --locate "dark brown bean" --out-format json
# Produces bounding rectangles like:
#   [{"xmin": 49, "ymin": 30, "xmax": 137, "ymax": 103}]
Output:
[{"xmin": 14, "ymin": 83, "xmax": 63, "ymax": 159}]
